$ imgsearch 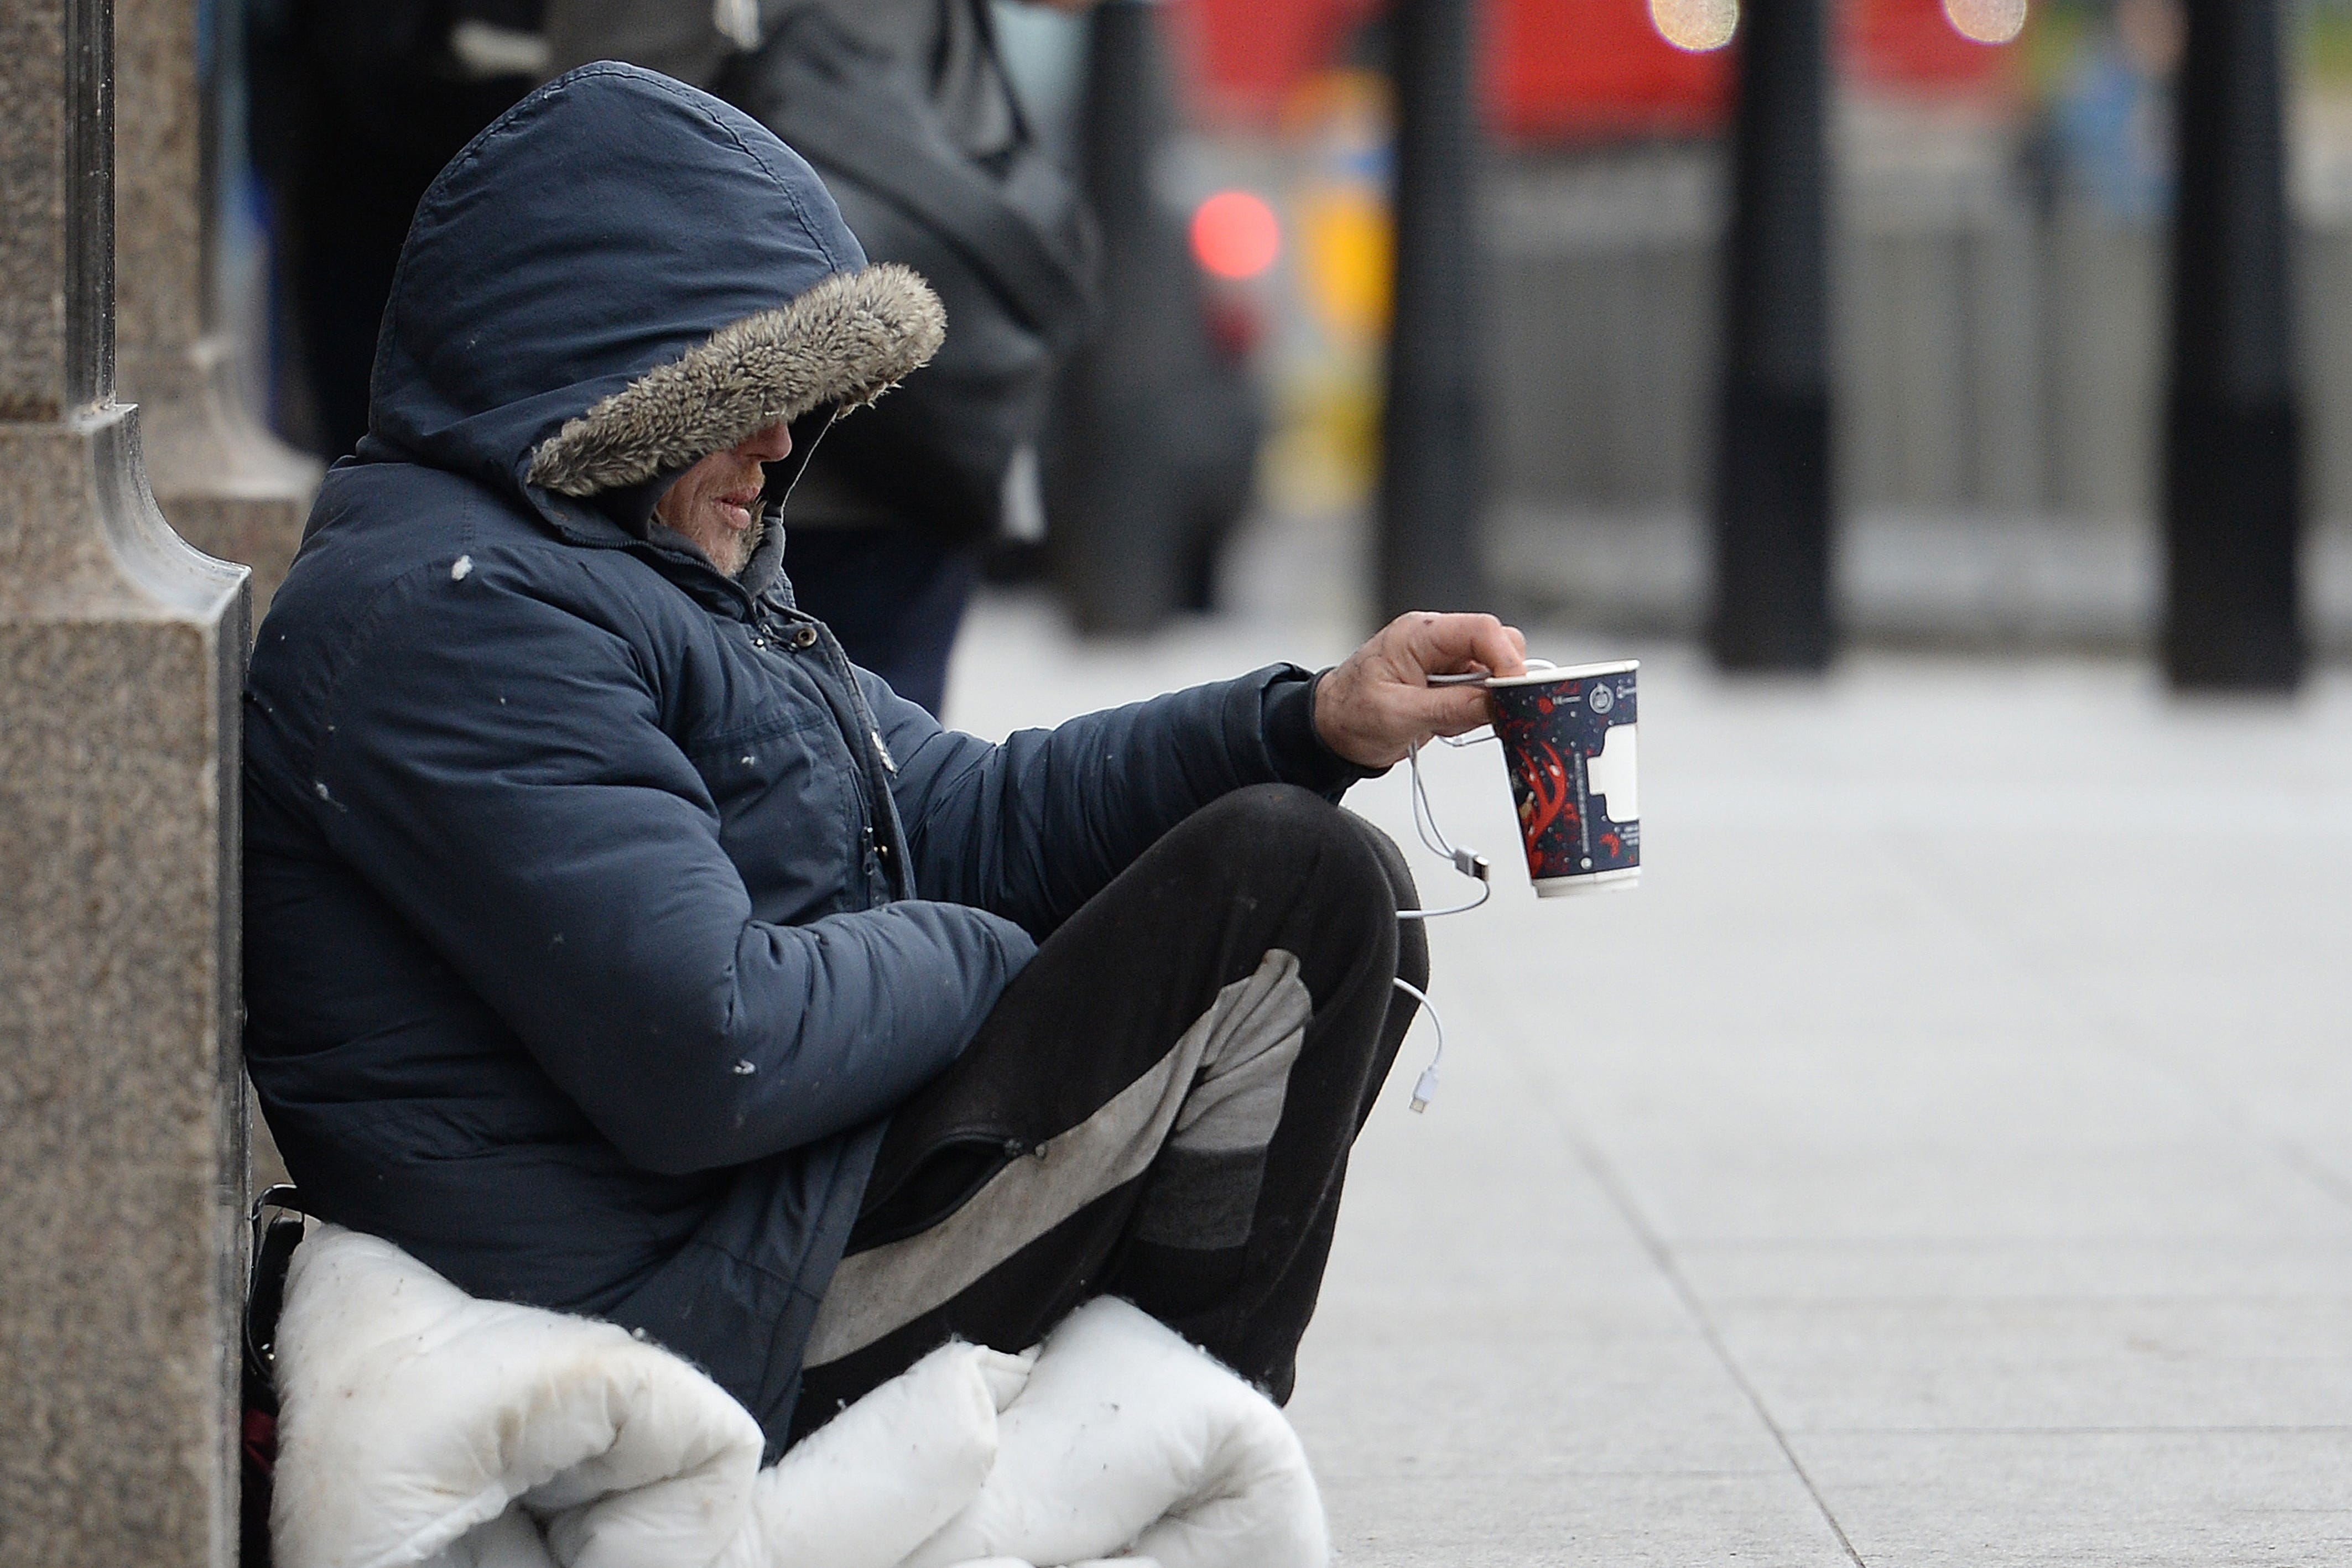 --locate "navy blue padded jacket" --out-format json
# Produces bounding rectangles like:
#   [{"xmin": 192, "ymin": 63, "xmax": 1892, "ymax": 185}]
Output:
[{"xmin": 241, "ymin": 64, "xmax": 1360, "ymax": 1451}]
